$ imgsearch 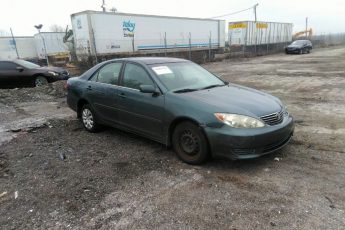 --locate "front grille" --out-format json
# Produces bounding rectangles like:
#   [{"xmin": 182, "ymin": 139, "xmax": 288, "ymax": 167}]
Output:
[{"xmin": 260, "ymin": 110, "xmax": 284, "ymax": 126}]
